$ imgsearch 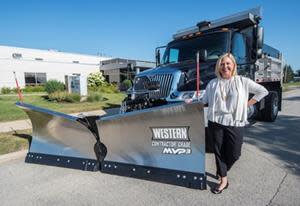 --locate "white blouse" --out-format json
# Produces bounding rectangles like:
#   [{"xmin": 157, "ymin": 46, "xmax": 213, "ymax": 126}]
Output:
[
  {"xmin": 202, "ymin": 76, "xmax": 269, "ymax": 127},
  {"xmin": 214, "ymin": 78, "xmax": 240, "ymax": 126}
]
